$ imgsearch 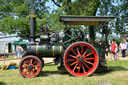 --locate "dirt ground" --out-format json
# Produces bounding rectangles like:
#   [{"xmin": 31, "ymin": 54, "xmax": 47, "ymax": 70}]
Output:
[
  {"xmin": 106, "ymin": 52, "xmax": 128, "ymax": 61},
  {"xmin": 0, "ymin": 58, "xmax": 54, "ymax": 66}
]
